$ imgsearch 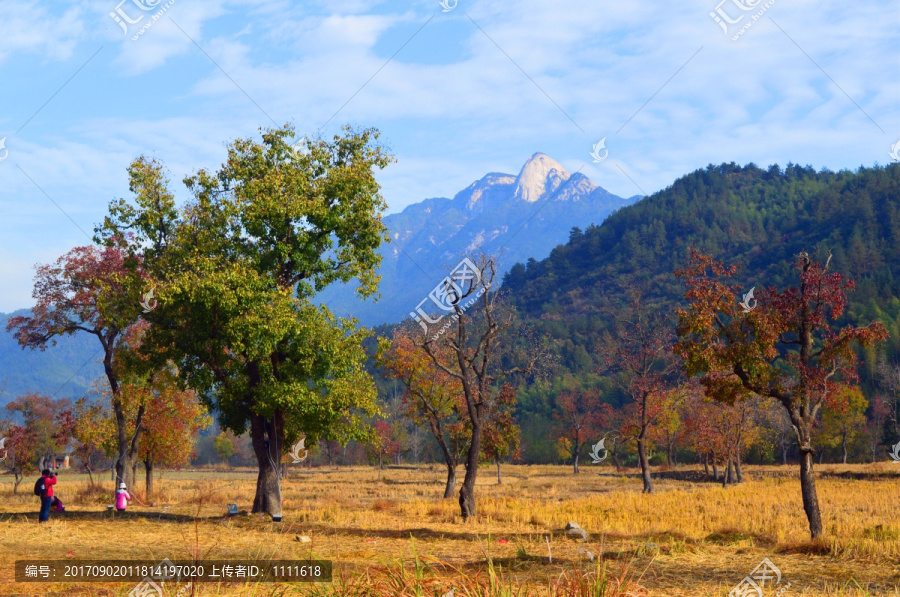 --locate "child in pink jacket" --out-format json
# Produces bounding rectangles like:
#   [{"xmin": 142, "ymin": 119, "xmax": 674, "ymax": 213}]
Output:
[{"xmin": 115, "ymin": 482, "xmax": 132, "ymax": 511}]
